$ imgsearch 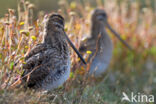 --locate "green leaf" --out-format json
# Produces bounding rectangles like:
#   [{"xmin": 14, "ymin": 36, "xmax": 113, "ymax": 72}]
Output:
[
  {"xmin": 0, "ymin": 53, "xmax": 2, "ymax": 59},
  {"xmin": 10, "ymin": 62, "xmax": 14, "ymax": 70},
  {"xmin": 70, "ymin": 72, "xmax": 74, "ymax": 78},
  {"xmin": 150, "ymin": 46, "xmax": 156, "ymax": 55}
]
